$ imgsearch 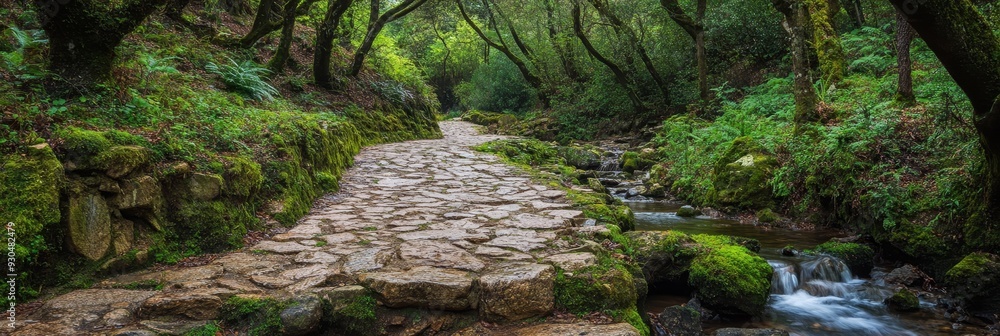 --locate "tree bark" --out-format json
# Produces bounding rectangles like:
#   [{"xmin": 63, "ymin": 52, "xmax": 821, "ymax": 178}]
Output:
[
  {"xmin": 268, "ymin": 0, "xmax": 303, "ymax": 74},
  {"xmin": 457, "ymin": 0, "xmax": 549, "ymax": 107},
  {"xmin": 844, "ymin": 0, "xmax": 865, "ymax": 28},
  {"xmin": 886, "ymin": 0, "xmax": 1000, "ymax": 206},
  {"xmin": 894, "ymin": 9, "xmax": 915, "ymax": 105},
  {"xmin": 545, "ymin": 0, "xmax": 584, "ymax": 82},
  {"xmin": 572, "ymin": 0, "xmax": 645, "ymax": 113},
  {"xmin": 36, "ymin": 0, "xmax": 166, "ymax": 86},
  {"xmin": 239, "ymin": 0, "xmax": 282, "ymax": 47},
  {"xmin": 805, "ymin": 0, "xmax": 845, "ymax": 84},
  {"xmin": 347, "ymin": 0, "xmax": 429, "ymax": 77},
  {"xmin": 314, "ymin": 0, "xmax": 355, "ymax": 89},
  {"xmin": 661, "ymin": 0, "xmax": 706, "ymax": 101},
  {"xmin": 222, "ymin": 0, "xmax": 253, "ymax": 16},
  {"xmin": 589, "ymin": 0, "xmax": 670, "ymax": 103},
  {"xmin": 773, "ymin": 0, "xmax": 819, "ymax": 131}
]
